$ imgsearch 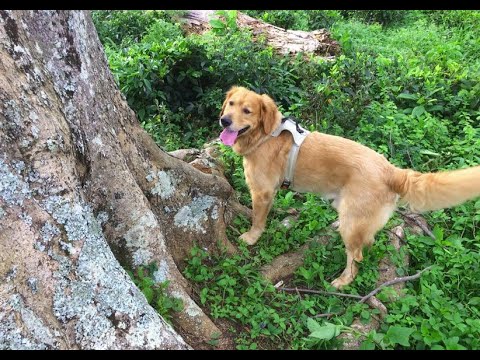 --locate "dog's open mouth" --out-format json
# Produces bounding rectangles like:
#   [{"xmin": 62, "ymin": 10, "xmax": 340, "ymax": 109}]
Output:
[
  {"xmin": 220, "ymin": 126, "xmax": 250, "ymax": 146},
  {"xmin": 238, "ymin": 126, "xmax": 250, "ymax": 136}
]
